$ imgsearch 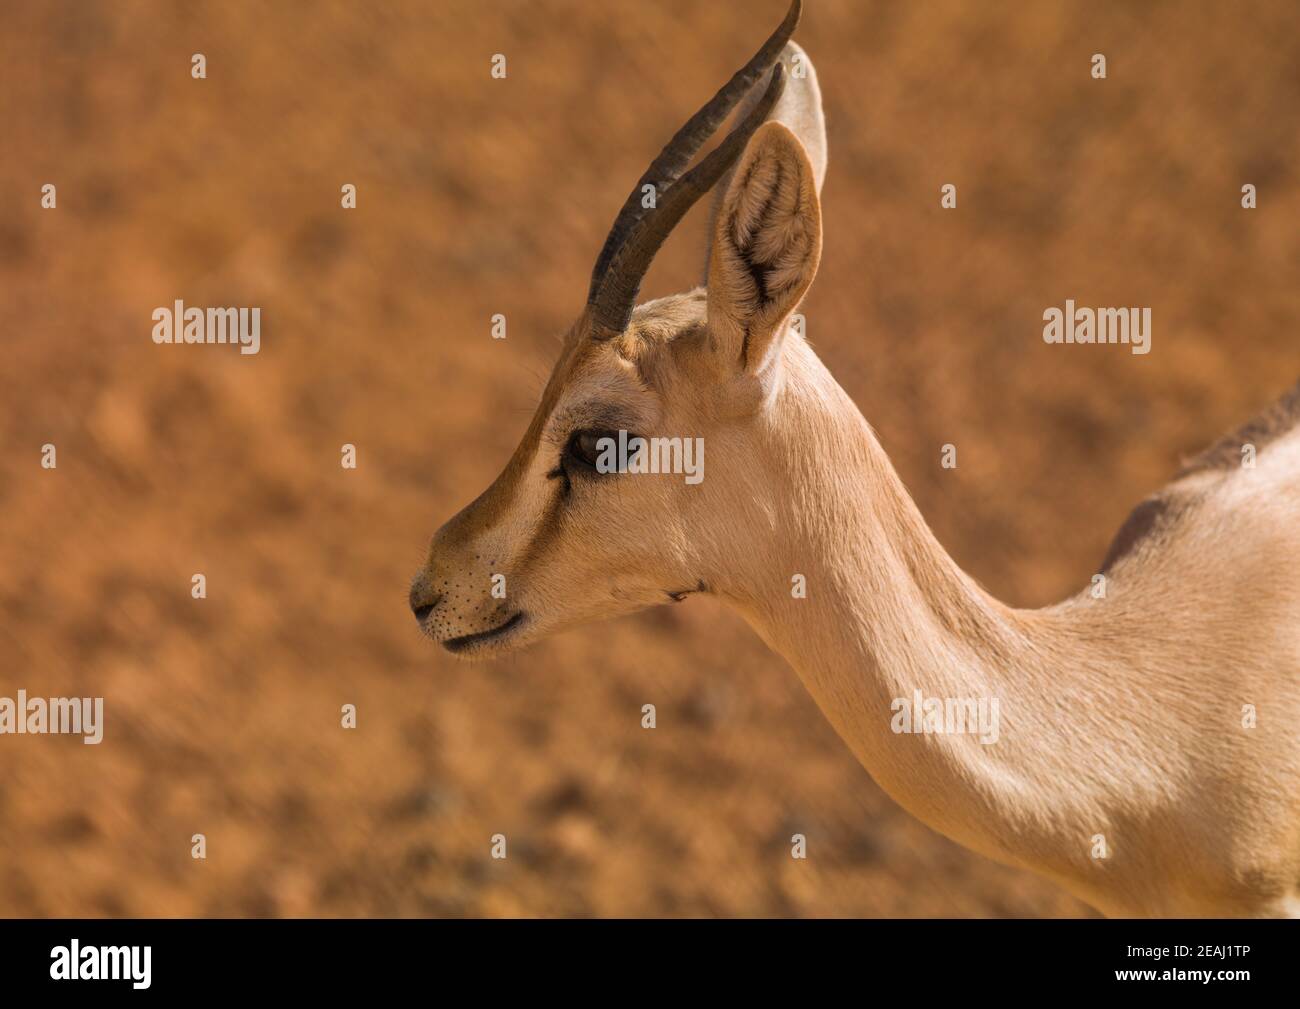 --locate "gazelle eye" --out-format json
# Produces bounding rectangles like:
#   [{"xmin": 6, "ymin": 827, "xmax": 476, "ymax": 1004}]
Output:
[{"xmin": 565, "ymin": 430, "xmax": 615, "ymax": 471}]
